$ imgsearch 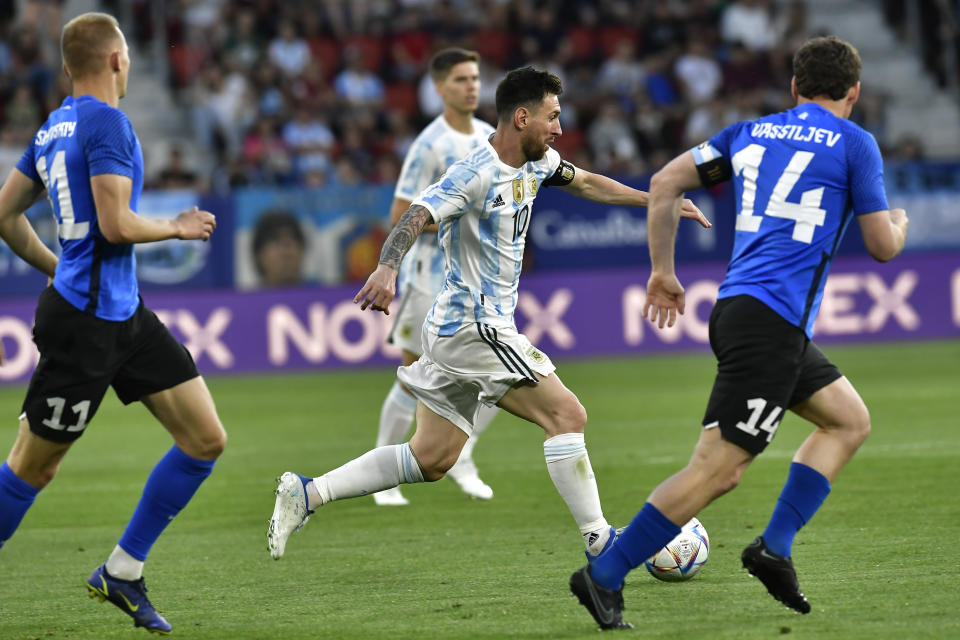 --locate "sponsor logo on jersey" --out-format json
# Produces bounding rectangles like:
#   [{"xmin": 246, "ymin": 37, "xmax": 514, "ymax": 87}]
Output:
[
  {"xmin": 491, "ymin": 193, "xmax": 505, "ymax": 208},
  {"xmin": 512, "ymin": 178, "xmax": 524, "ymax": 205}
]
